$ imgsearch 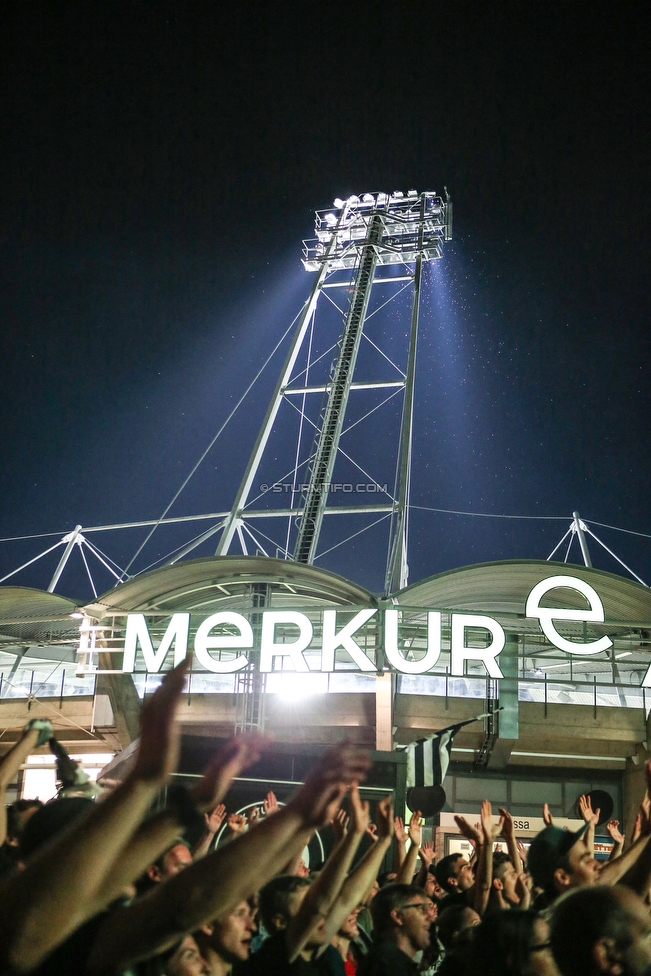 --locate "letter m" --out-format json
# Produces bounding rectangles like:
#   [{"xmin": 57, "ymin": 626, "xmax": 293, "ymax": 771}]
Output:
[{"xmin": 122, "ymin": 613, "xmax": 190, "ymax": 672}]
